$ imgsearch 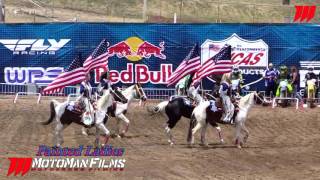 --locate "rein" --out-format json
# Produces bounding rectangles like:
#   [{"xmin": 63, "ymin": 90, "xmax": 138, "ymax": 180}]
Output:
[{"xmin": 135, "ymin": 84, "xmax": 147, "ymax": 100}]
